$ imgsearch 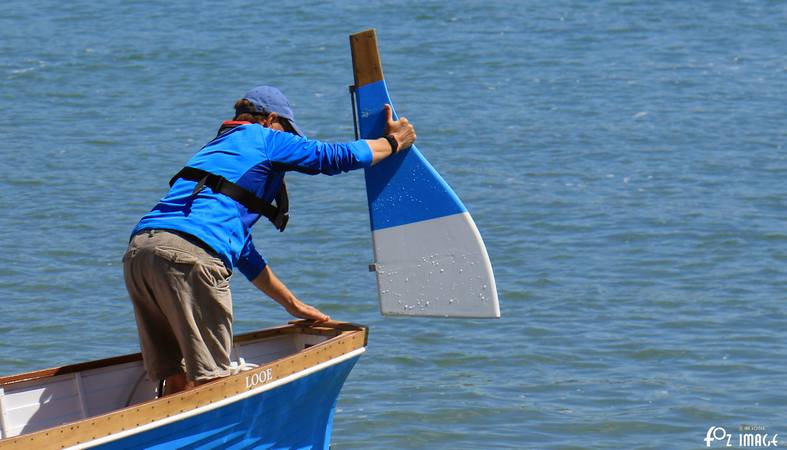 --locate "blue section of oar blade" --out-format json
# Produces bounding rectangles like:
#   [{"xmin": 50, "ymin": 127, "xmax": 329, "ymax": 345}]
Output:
[{"xmin": 356, "ymin": 80, "xmax": 467, "ymax": 231}]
